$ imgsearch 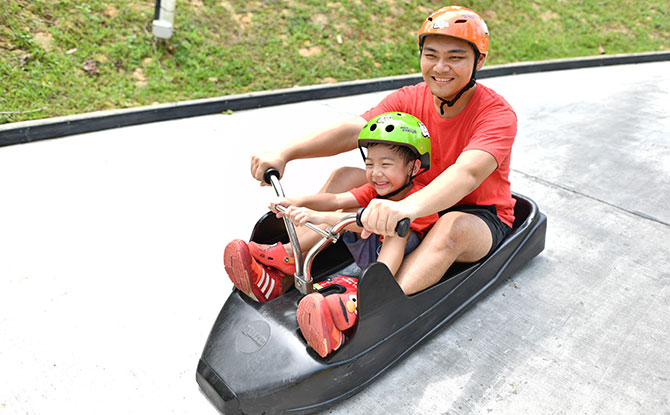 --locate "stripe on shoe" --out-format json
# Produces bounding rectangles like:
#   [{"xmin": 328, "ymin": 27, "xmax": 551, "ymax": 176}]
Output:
[
  {"xmin": 256, "ymin": 268, "xmax": 276, "ymax": 300},
  {"xmin": 265, "ymin": 278, "xmax": 275, "ymax": 300},
  {"xmin": 257, "ymin": 268, "xmax": 267, "ymax": 290}
]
